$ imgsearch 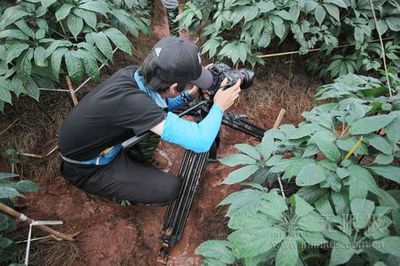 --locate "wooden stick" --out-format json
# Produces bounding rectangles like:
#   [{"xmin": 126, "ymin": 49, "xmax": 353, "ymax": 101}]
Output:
[
  {"xmin": 258, "ymin": 37, "xmax": 394, "ymax": 59},
  {"xmin": 273, "ymin": 109, "xmax": 286, "ymax": 129},
  {"xmin": 369, "ymin": 0, "xmax": 392, "ymax": 96},
  {"xmin": 19, "ymin": 145, "xmax": 58, "ymax": 159},
  {"xmin": 0, "ymin": 203, "xmax": 75, "ymax": 242},
  {"xmin": 0, "ymin": 118, "xmax": 19, "ymax": 137},
  {"xmin": 65, "ymin": 76, "xmax": 78, "ymax": 106},
  {"xmin": 20, "ymin": 153, "xmax": 44, "ymax": 158}
]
